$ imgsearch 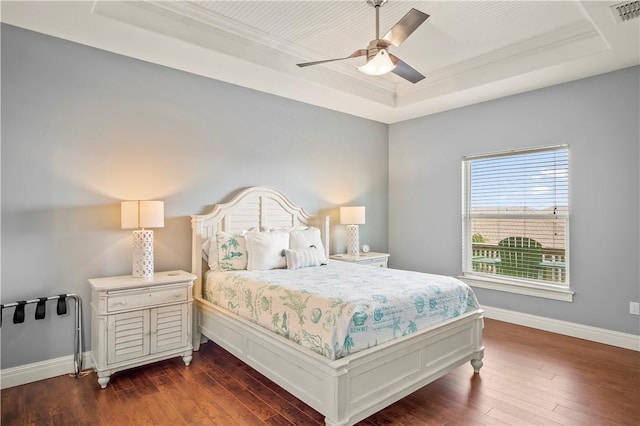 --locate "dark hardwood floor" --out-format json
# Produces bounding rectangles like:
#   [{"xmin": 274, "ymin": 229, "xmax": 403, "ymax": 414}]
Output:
[{"xmin": 2, "ymin": 319, "xmax": 639, "ymax": 425}]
